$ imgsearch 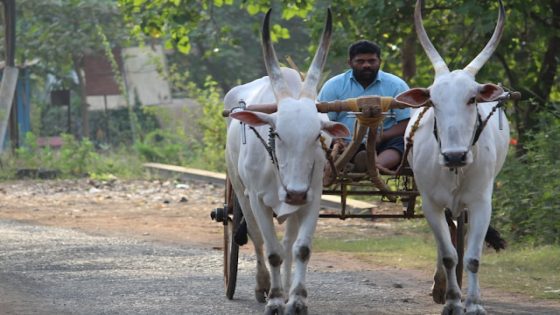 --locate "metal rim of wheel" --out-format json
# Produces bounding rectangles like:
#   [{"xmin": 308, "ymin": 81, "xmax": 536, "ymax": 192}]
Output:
[{"xmin": 224, "ymin": 194, "xmax": 241, "ymax": 299}]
